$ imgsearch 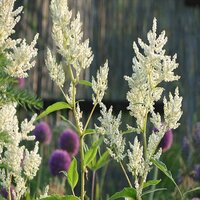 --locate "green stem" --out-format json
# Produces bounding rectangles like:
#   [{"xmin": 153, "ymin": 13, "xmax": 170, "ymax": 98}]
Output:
[
  {"xmin": 83, "ymin": 102, "xmax": 98, "ymax": 134},
  {"xmin": 7, "ymin": 171, "xmax": 11, "ymax": 200},
  {"xmin": 142, "ymin": 111, "xmax": 148, "ymax": 160},
  {"xmin": 59, "ymin": 86, "xmax": 69, "ymax": 103},
  {"xmin": 91, "ymin": 171, "xmax": 96, "ymax": 200},
  {"xmin": 149, "ymin": 166, "xmax": 158, "ymax": 200},
  {"xmin": 36, "ymin": 144, "xmax": 43, "ymax": 194},
  {"xmin": 80, "ymin": 135, "xmax": 85, "ymax": 200},
  {"xmin": 119, "ymin": 161, "xmax": 133, "ymax": 188}
]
